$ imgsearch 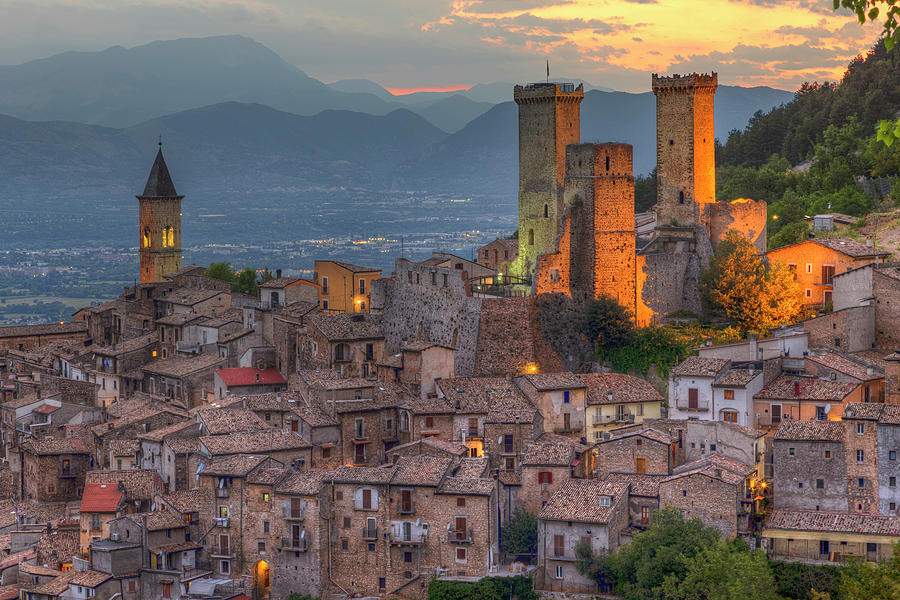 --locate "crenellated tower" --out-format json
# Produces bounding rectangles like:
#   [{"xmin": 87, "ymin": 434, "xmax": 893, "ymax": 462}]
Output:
[
  {"xmin": 513, "ymin": 82, "xmax": 583, "ymax": 280},
  {"xmin": 137, "ymin": 144, "xmax": 183, "ymax": 283},
  {"xmin": 652, "ymin": 72, "xmax": 717, "ymax": 228}
]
